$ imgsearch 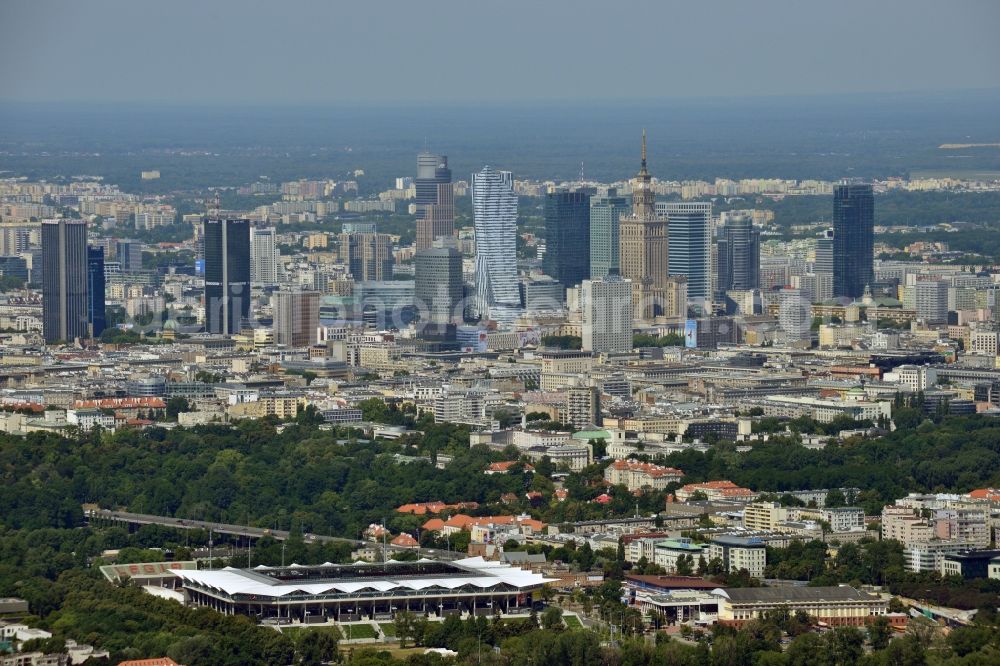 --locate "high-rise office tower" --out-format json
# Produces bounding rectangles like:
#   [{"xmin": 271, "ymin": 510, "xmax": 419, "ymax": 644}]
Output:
[
  {"xmin": 543, "ymin": 190, "xmax": 591, "ymax": 288},
  {"xmin": 716, "ymin": 213, "xmax": 760, "ymax": 297},
  {"xmin": 273, "ymin": 290, "xmax": 319, "ymax": 347},
  {"xmin": 42, "ymin": 220, "xmax": 89, "ymax": 343},
  {"xmin": 0, "ymin": 227, "xmax": 31, "ymax": 255},
  {"xmin": 659, "ymin": 201, "xmax": 712, "ymax": 301},
  {"xmin": 116, "ymin": 239, "xmax": 143, "ymax": 272},
  {"xmin": 778, "ymin": 287, "xmax": 811, "ymax": 342},
  {"xmin": 619, "ymin": 132, "xmax": 676, "ymax": 320},
  {"xmin": 338, "ymin": 232, "xmax": 394, "ymax": 281},
  {"xmin": 87, "ymin": 246, "xmax": 106, "ymax": 337},
  {"xmin": 415, "ymin": 244, "xmax": 464, "ymax": 325},
  {"xmin": 814, "ymin": 229, "xmax": 834, "ymax": 303},
  {"xmin": 582, "ymin": 275, "xmax": 633, "ymax": 353},
  {"xmin": 915, "ymin": 279, "xmax": 949, "ymax": 324},
  {"xmin": 414, "ymin": 153, "xmax": 455, "ymax": 251},
  {"xmin": 589, "ymin": 189, "xmax": 629, "ymax": 278},
  {"xmin": 471, "ymin": 166, "xmax": 520, "ymax": 322},
  {"xmin": 833, "ymin": 183, "xmax": 874, "ymax": 300},
  {"xmin": 250, "ymin": 227, "xmax": 280, "ymax": 286},
  {"xmin": 203, "ymin": 218, "xmax": 251, "ymax": 335}
]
